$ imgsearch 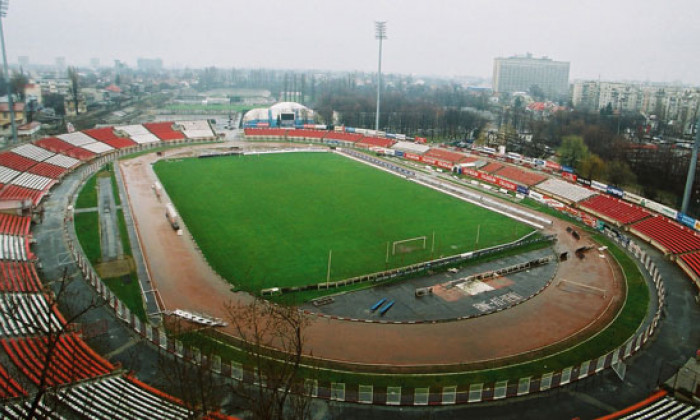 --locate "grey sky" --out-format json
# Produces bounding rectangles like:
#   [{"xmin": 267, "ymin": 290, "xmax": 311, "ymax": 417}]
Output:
[{"xmin": 8, "ymin": 0, "xmax": 700, "ymax": 84}]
